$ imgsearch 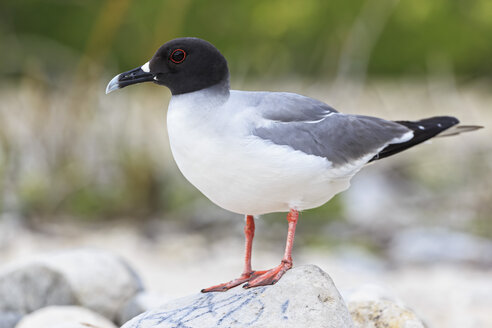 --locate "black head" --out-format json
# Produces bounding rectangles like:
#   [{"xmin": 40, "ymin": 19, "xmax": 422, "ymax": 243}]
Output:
[{"xmin": 106, "ymin": 37, "xmax": 229, "ymax": 95}]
